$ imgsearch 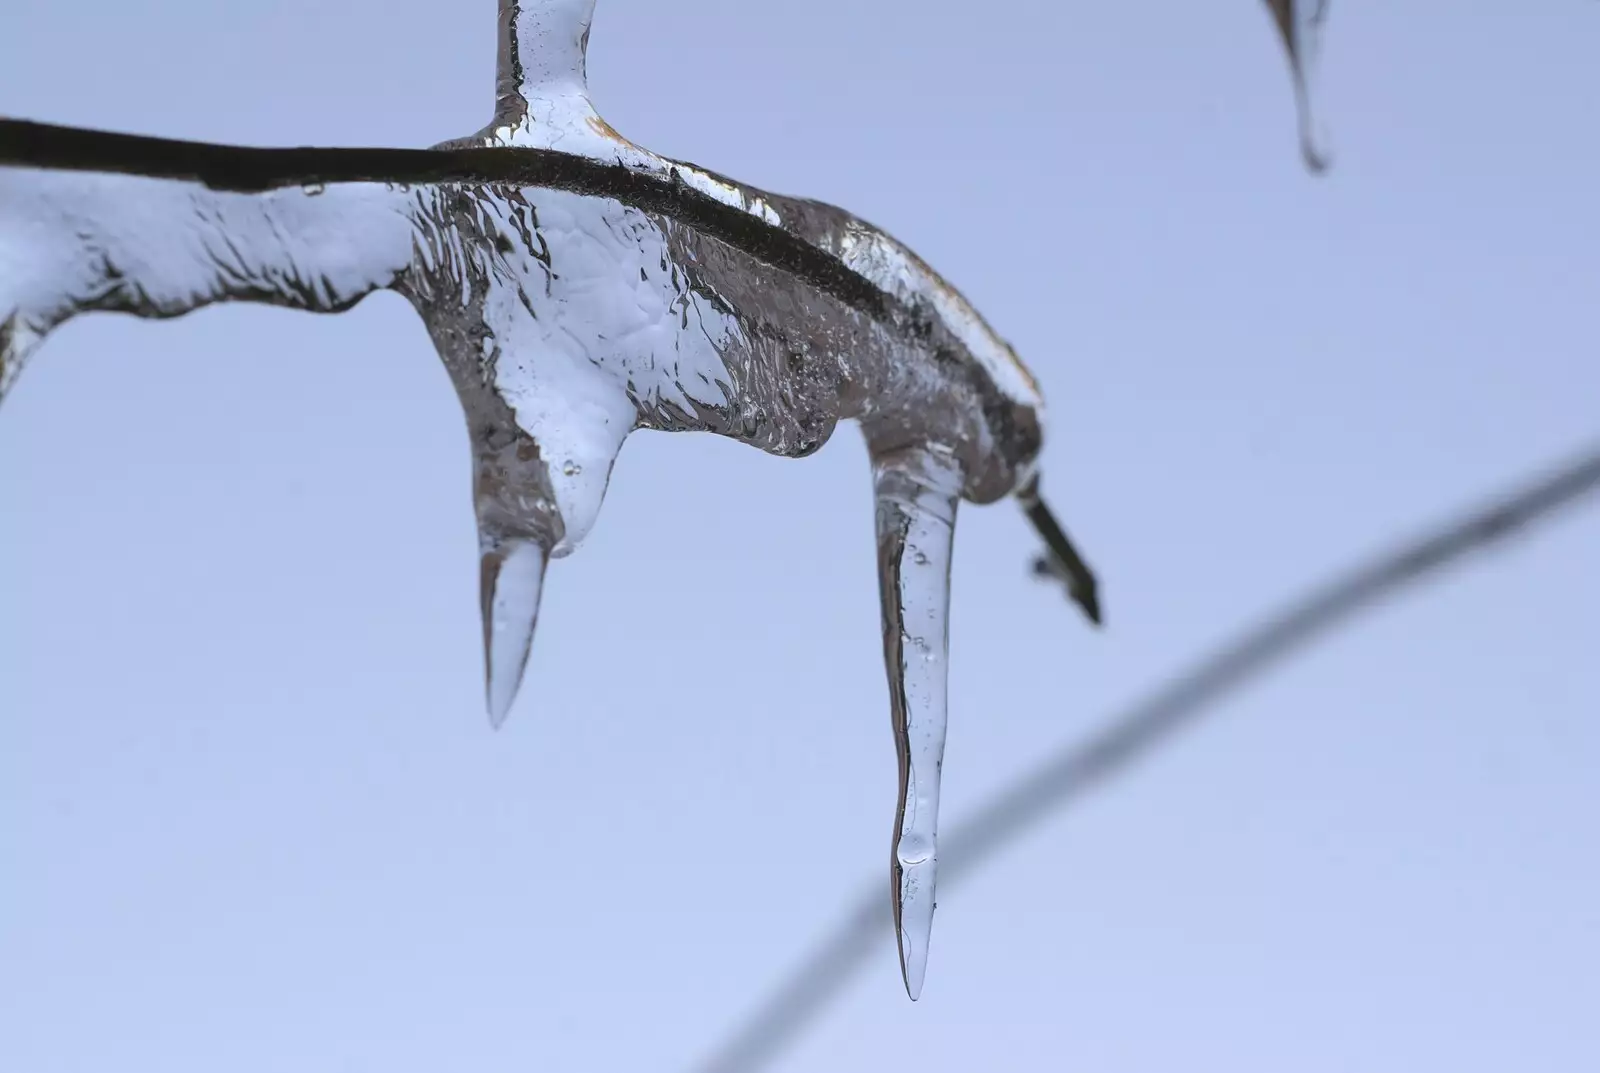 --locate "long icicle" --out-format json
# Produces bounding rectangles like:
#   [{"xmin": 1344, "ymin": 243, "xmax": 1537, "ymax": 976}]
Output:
[{"xmin": 871, "ymin": 444, "xmax": 962, "ymax": 1000}]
